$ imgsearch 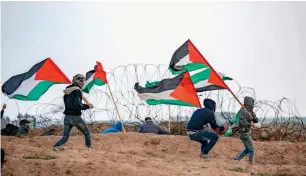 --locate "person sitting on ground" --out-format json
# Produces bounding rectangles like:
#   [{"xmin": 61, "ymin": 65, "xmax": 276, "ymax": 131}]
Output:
[
  {"xmin": 41, "ymin": 128, "xmax": 56, "ymax": 136},
  {"xmin": 102, "ymin": 121, "xmax": 123, "ymax": 134},
  {"xmin": 186, "ymin": 99, "xmax": 228, "ymax": 159},
  {"xmin": 16, "ymin": 119, "xmax": 31, "ymax": 137},
  {"xmin": 1, "ymin": 123, "xmax": 19, "ymax": 136},
  {"xmin": 139, "ymin": 117, "xmax": 170, "ymax": 135},
  {"xmin": 233, "ymin": 96, "xmax": 259, "ymax": 165},
  {"xmin": 53, "ymin": 74, "xmax": 93, "ymax": 149}
]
